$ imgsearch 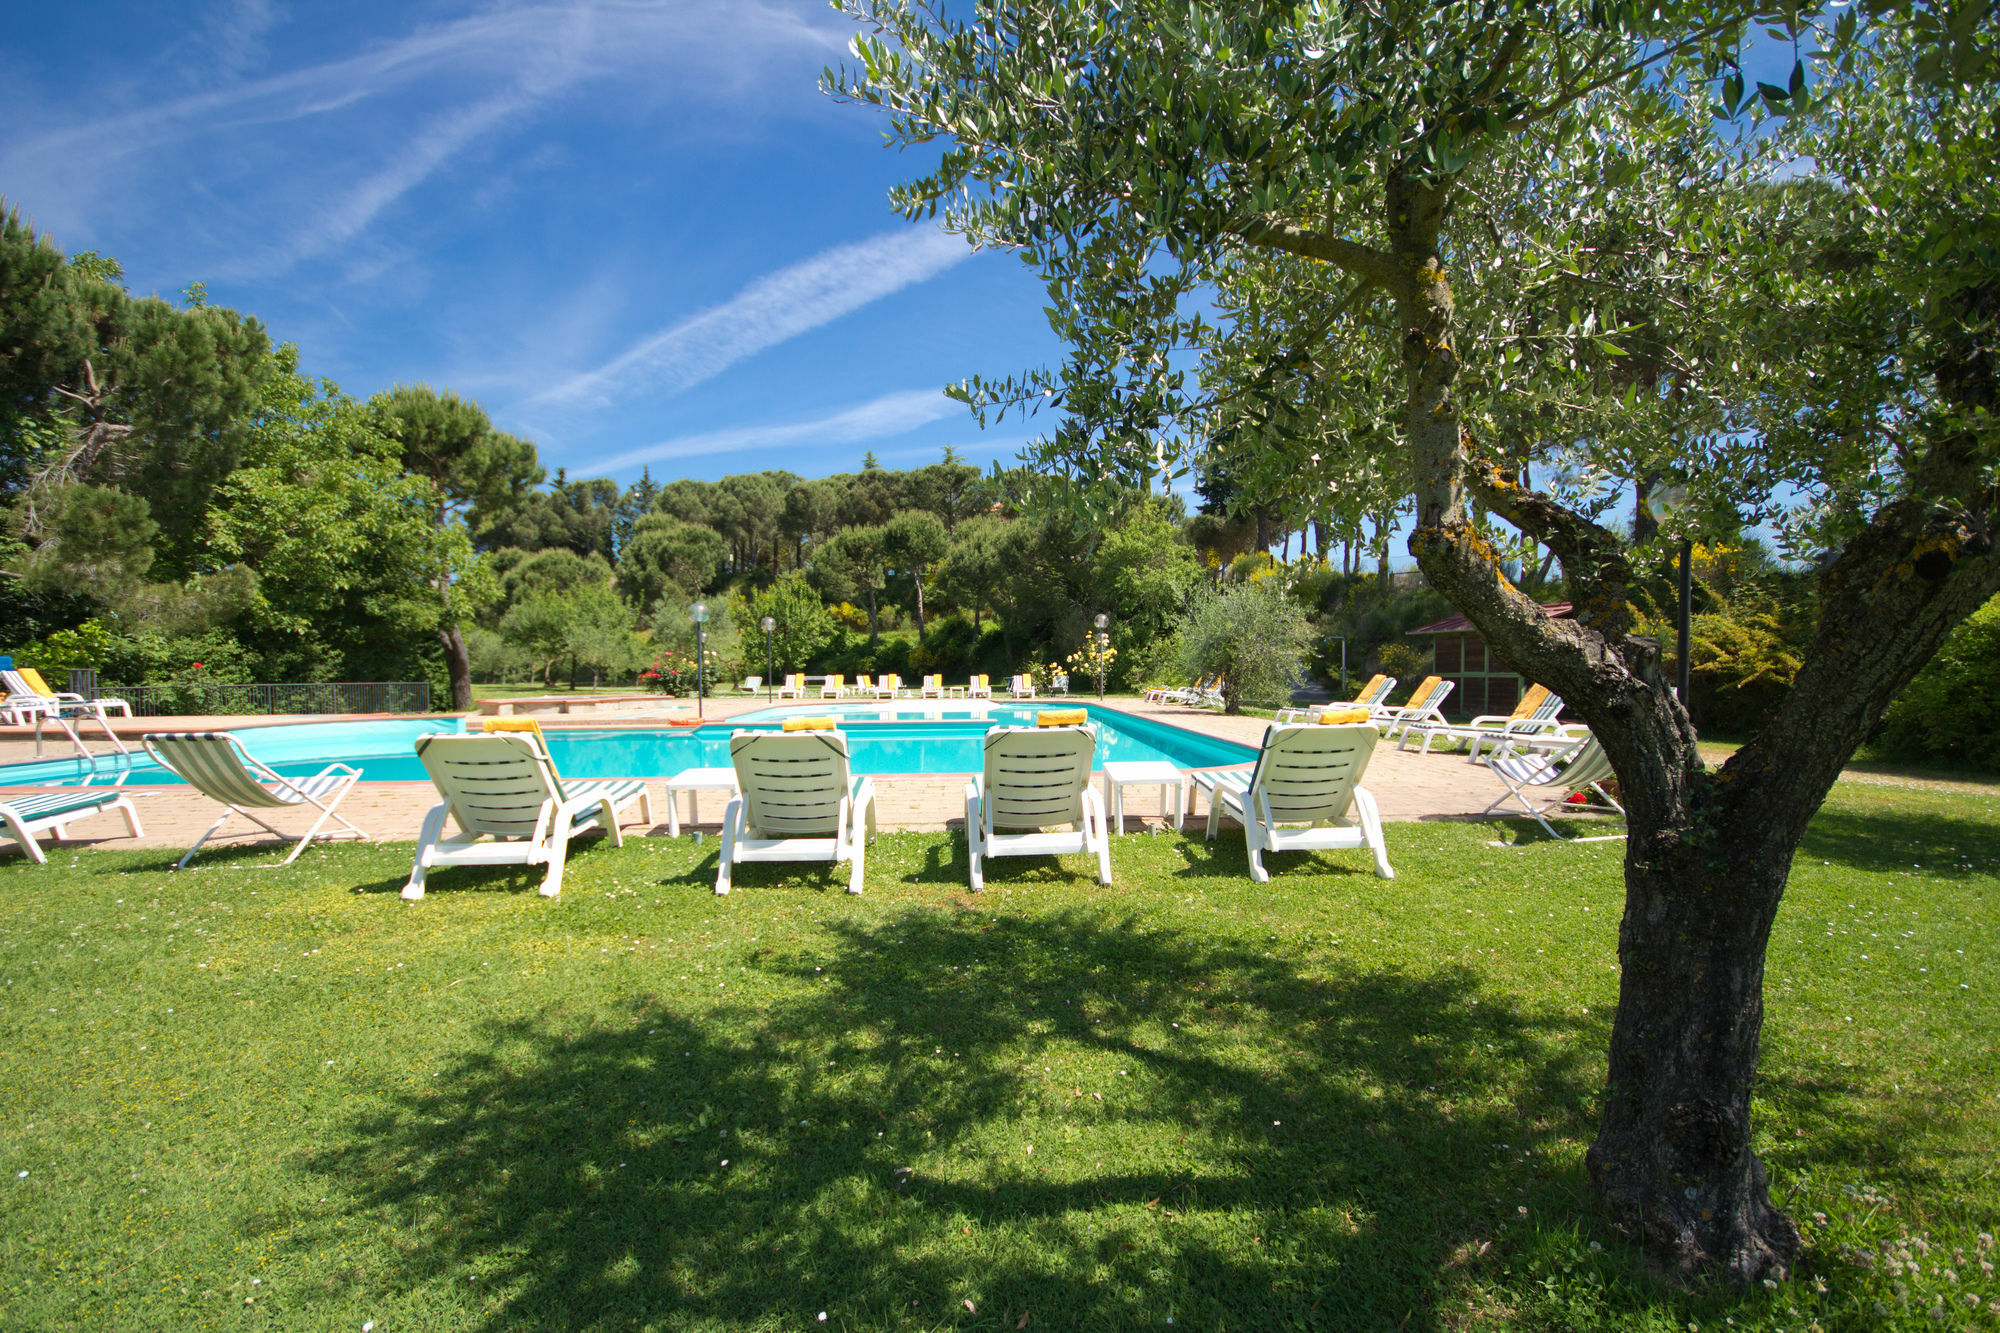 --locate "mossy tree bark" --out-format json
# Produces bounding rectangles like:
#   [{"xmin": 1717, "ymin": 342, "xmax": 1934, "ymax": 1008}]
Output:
[{"xmin": 1386, "ymin": 181, "xmax": 2000, "ymax": 1273}]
